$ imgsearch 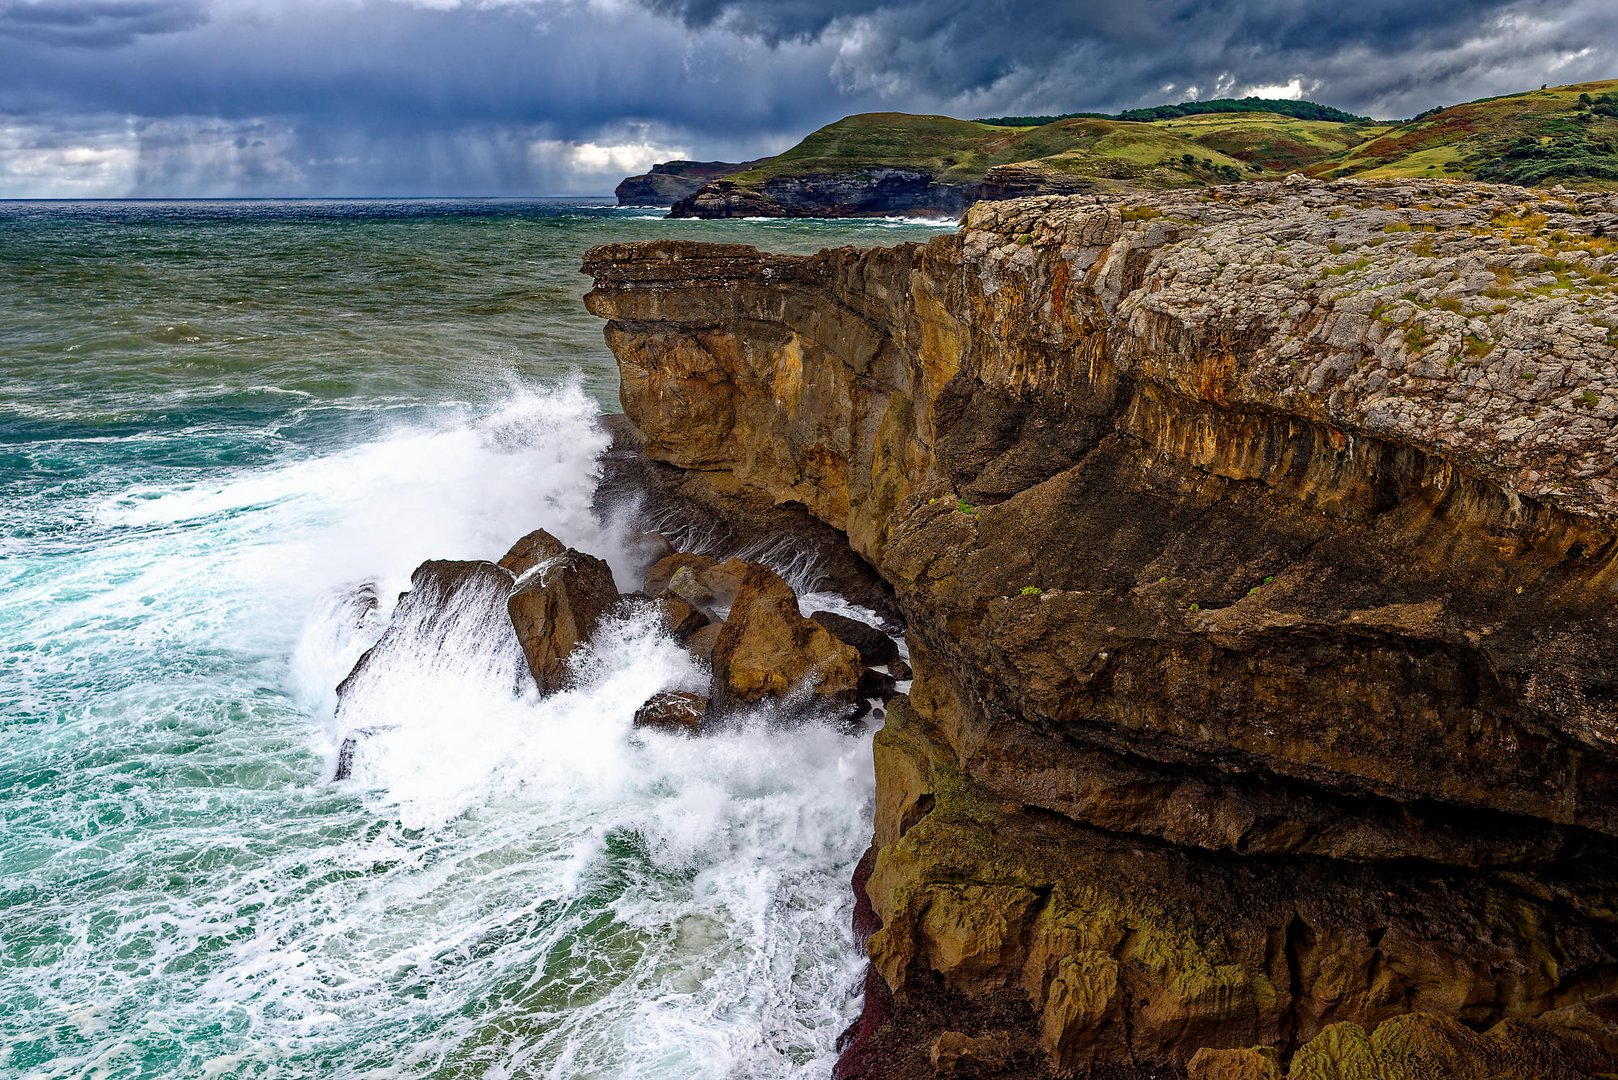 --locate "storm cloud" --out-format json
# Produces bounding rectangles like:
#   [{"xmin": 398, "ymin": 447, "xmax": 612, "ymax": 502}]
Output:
[{"xmin": 0, "ymin": 0, "xmax": 1613, "ymax": 196}]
